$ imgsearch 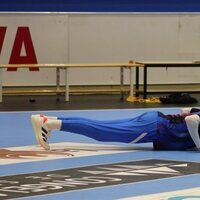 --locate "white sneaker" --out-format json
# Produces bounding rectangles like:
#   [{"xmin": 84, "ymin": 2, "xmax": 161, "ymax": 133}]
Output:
[{"xmin": 31, "ymin": 115, "xmax": 51, "ymax": 150}]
